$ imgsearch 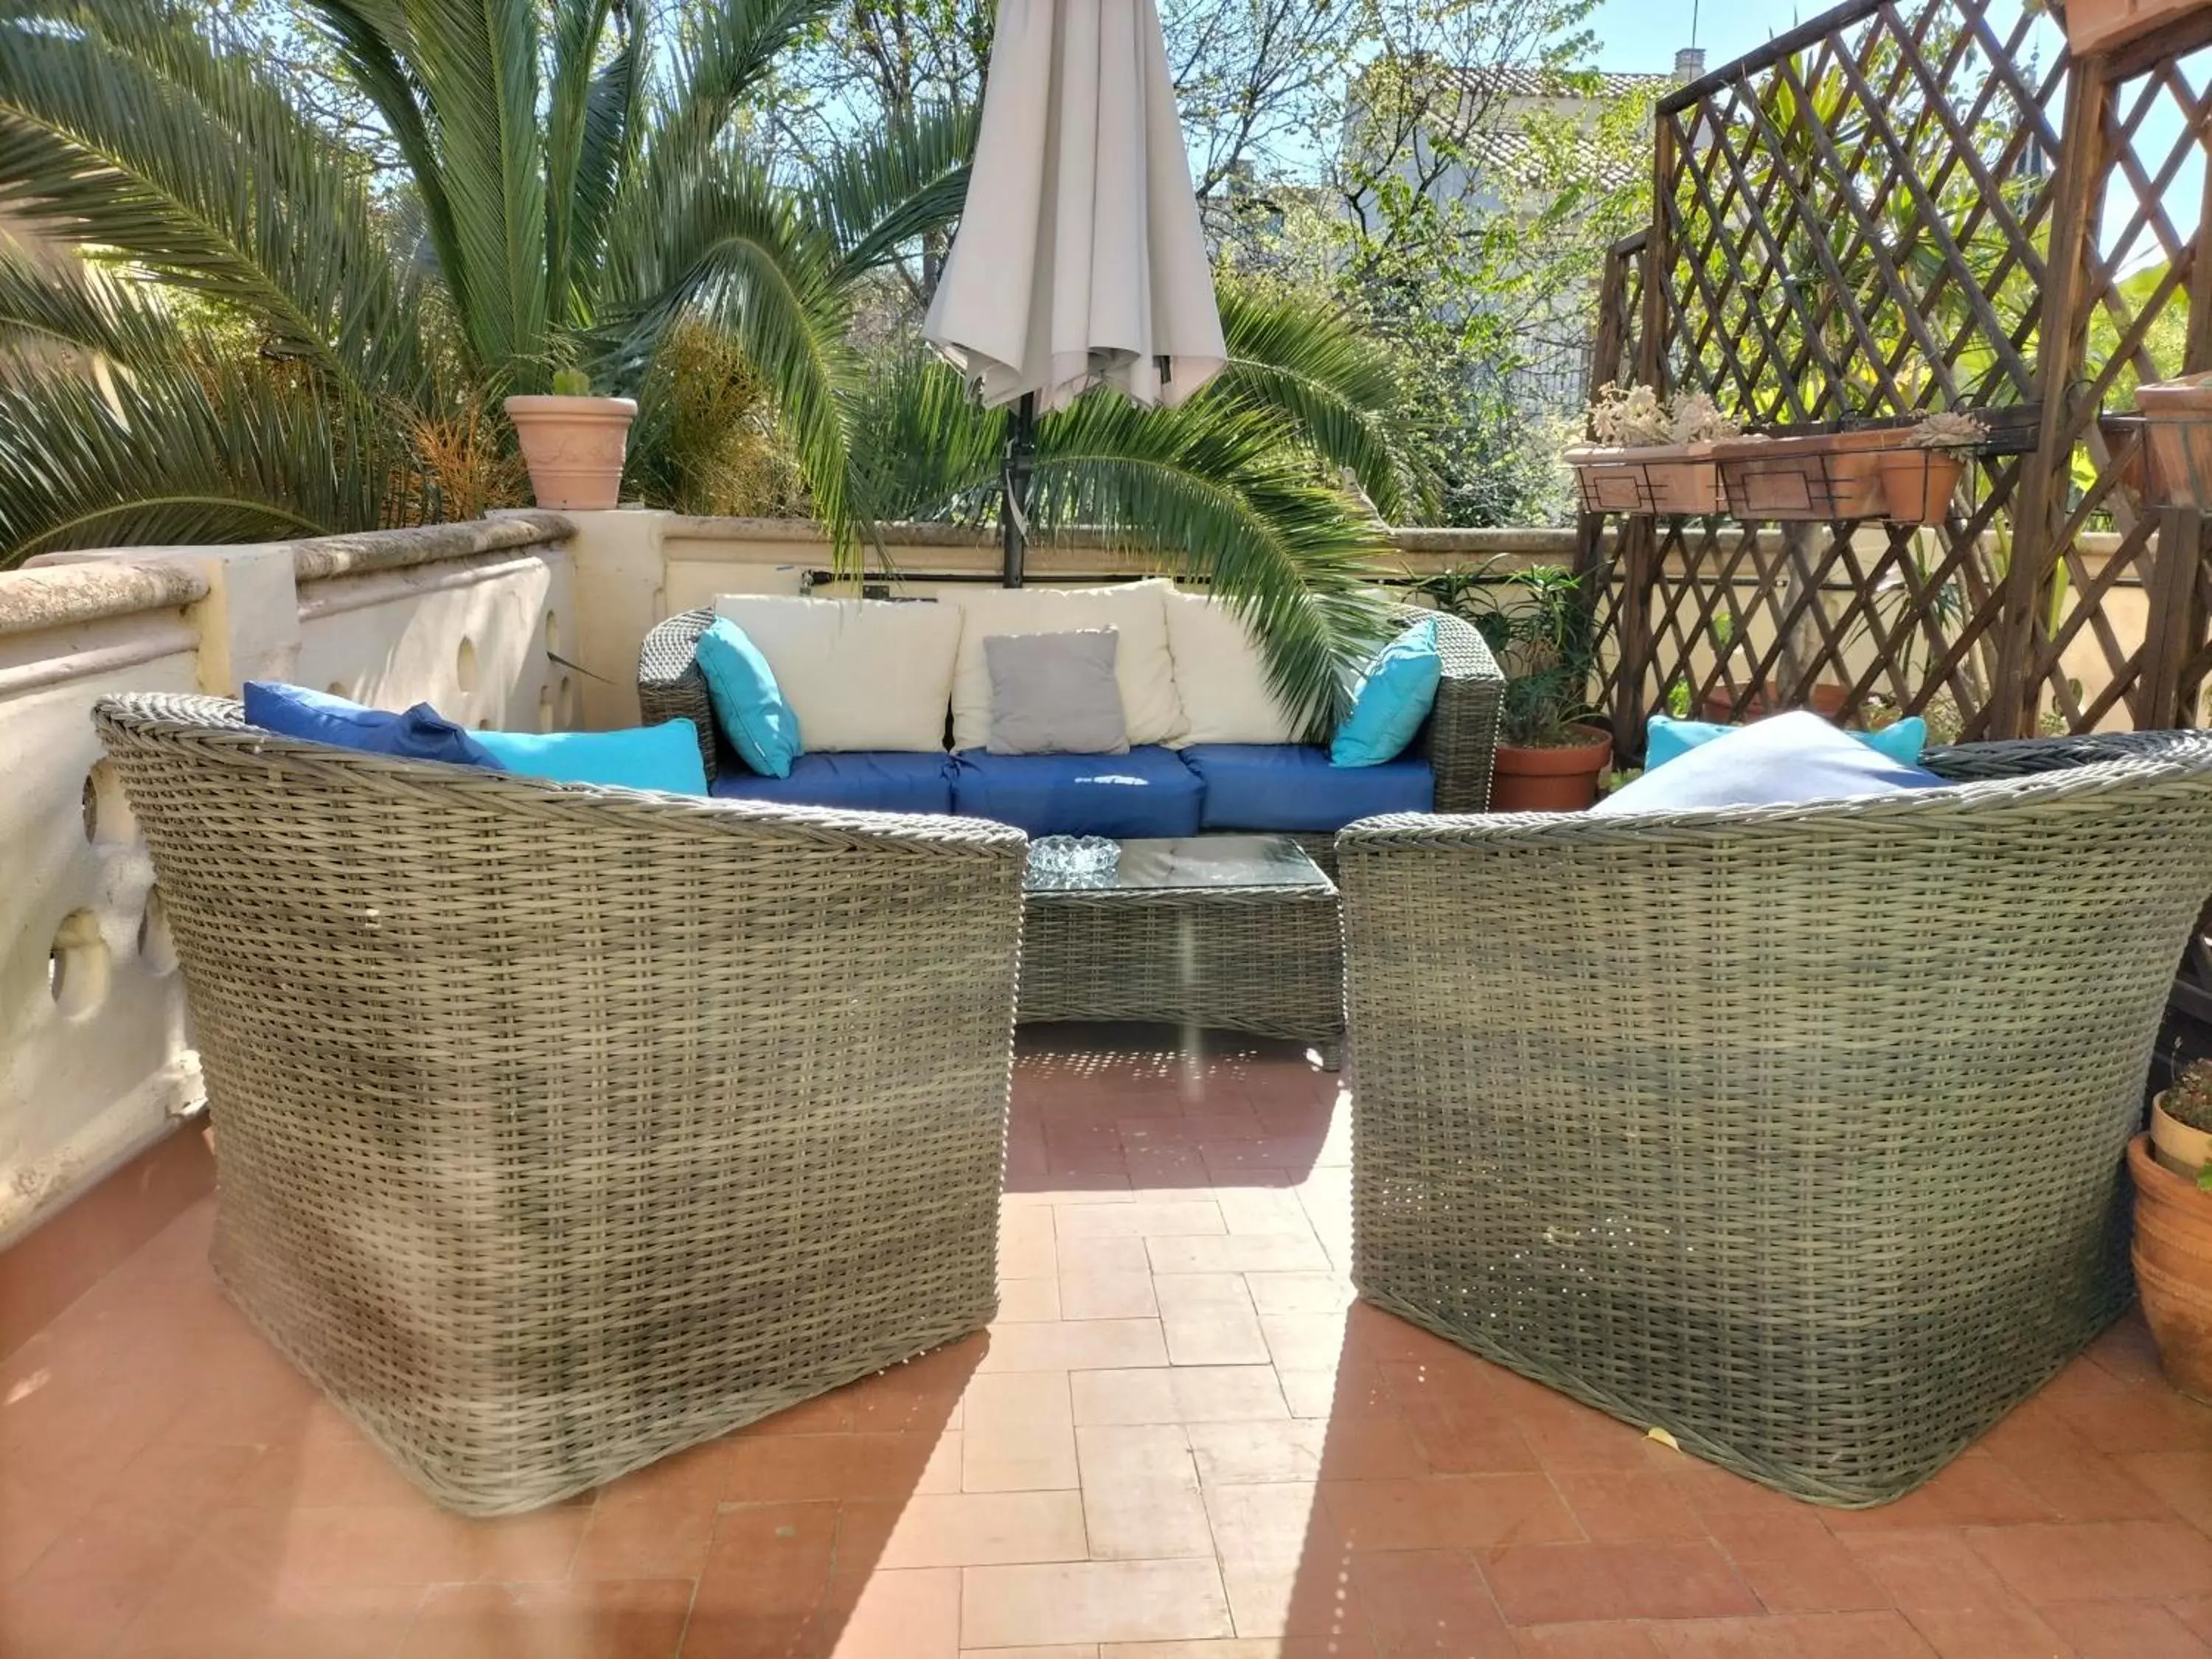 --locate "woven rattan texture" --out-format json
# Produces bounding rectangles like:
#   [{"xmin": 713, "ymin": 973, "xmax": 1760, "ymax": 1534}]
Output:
[
  {"xmin": 93, "ymin": 693, "xmax": 1026, "ymax": 1516},
  {"xmin": 1339, "ymin": 730, "xmax": 2212, "ymax": 1507},
  {"xmin": 1019, "ymin": 882, "xmax": 1344, "ymax": 1043},
  {"xmin": 636, "ymin": 602, "xmax": 1505, "ymax": 810}
]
